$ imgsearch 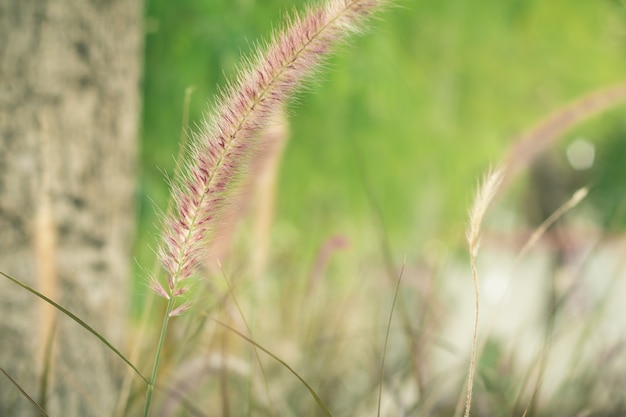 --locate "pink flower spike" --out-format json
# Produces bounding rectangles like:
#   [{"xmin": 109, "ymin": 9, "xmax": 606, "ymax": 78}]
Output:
[{"xmin": 158, "ymin": 0, "xmax": 386, "ymax": 292}]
